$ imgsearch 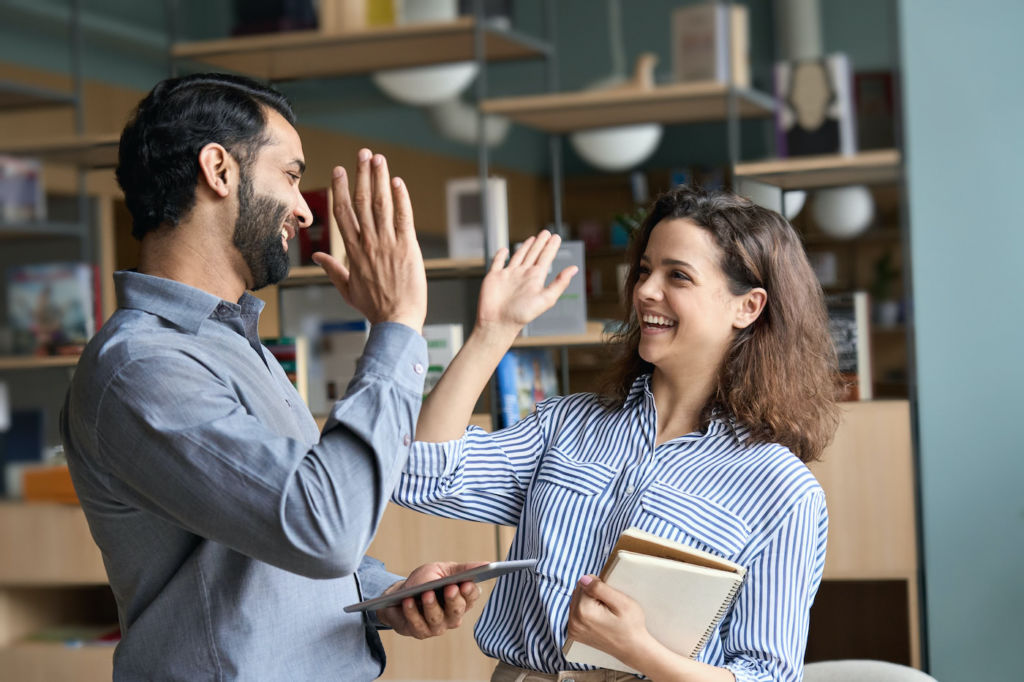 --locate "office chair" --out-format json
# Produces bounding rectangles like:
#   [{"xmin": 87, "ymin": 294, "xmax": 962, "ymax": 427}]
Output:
[{"xmin": 804, "ymin": 660, "xmax": 938, "ymax": 681}]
